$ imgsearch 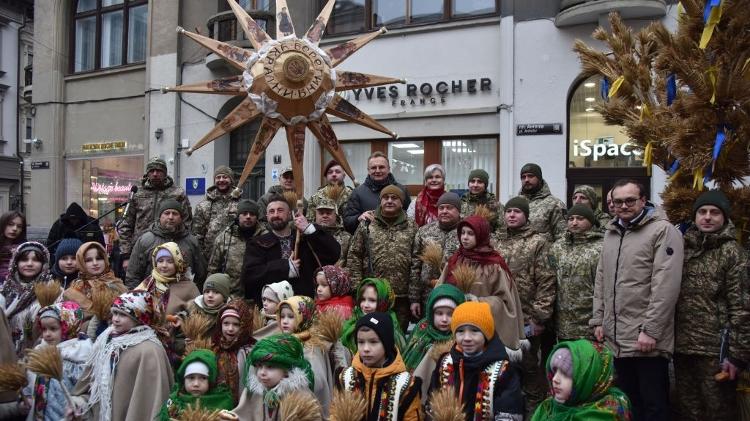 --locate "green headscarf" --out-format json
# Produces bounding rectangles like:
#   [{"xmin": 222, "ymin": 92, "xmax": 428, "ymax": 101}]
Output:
[
  {"xmin": 248, "ymin": 334, "xmax": 314, "ymax": 388},
  {"xmin": 530, "ymin": 340, "xmax": 632, "ymax": 421},
  {"xmin": 158, "ymin": 349, "xmax": 234, "ymax": 421},
  {"xmin": 402, "ymin": 284, "xmax": 465, "ymax": 369},
  {"xmin": 340, "ymin": 278, "xmax": 405, "ymax": 353}
]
